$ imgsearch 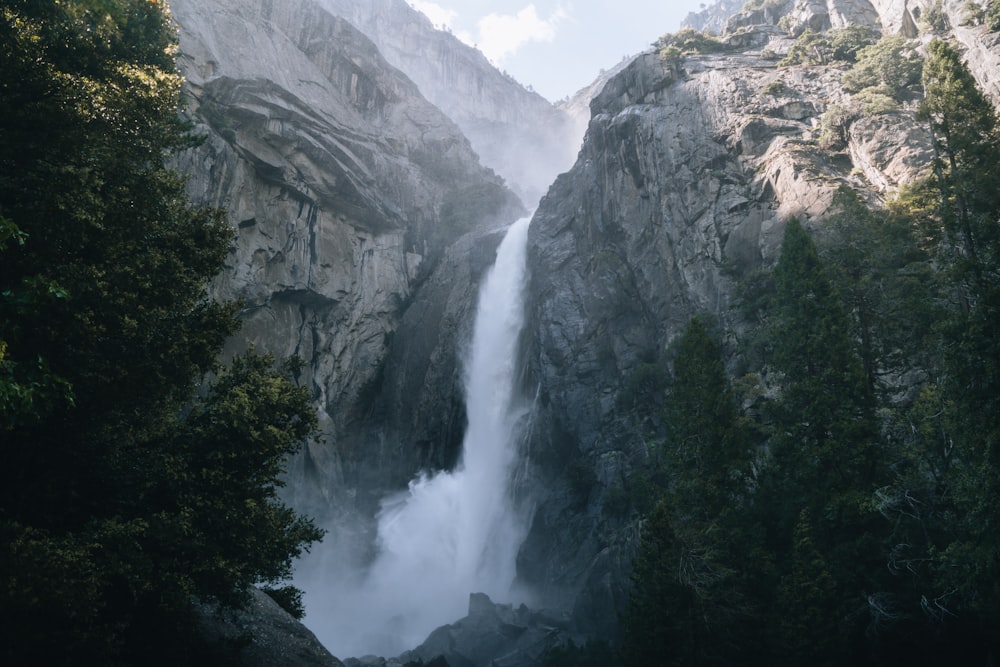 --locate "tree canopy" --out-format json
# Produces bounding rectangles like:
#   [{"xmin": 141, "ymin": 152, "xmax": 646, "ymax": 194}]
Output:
[{"xmin": 0, "ymin": 1, "xmax": 322, "ymax": 662}]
